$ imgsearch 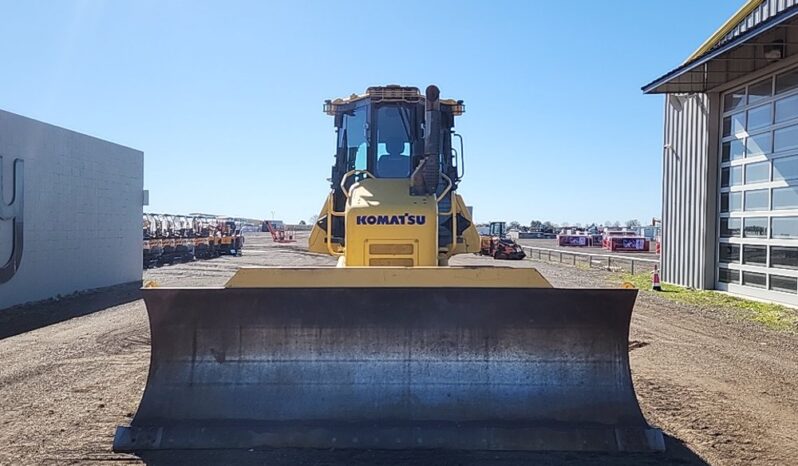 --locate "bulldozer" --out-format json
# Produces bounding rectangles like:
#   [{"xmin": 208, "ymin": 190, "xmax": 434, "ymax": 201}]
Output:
[
  {"xmin": 114, "ymin": 85, "xmax": 663, "ymax": 453},
  {"xmin": 479, "ymin": 221, "xmax": 527, "ymax": 260}
]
